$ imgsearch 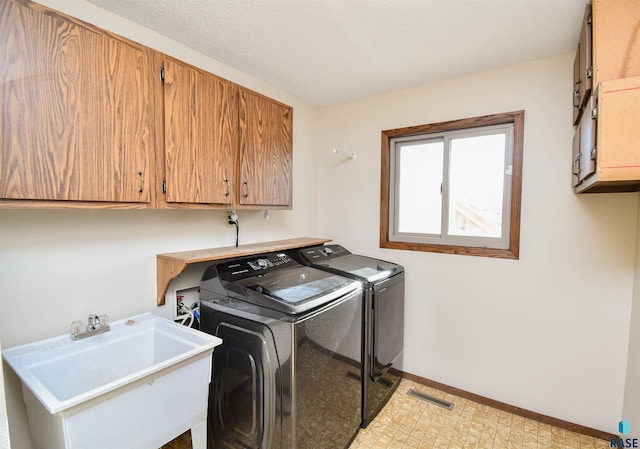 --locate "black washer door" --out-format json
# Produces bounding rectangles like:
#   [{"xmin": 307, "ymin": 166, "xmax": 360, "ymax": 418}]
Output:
[{"xmin": 221, "ymin": 262, "xmax": 360, "ymax": 315}]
